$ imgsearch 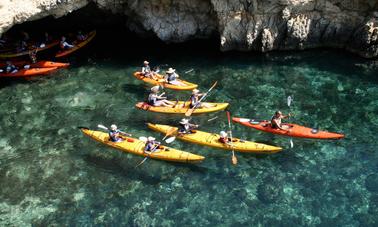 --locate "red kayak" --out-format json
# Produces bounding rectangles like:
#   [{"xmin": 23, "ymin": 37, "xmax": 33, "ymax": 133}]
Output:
[
  {"xmin": 0, "ymin": 60, "xmax": 69, "ymax": 69},
  {"xmin": 232, "ymin": 117, "xmax": 345, "ymax": 140},
  {"xmin": 0, "ymin": 67, "xmax": 58, "ymax": 78}
]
